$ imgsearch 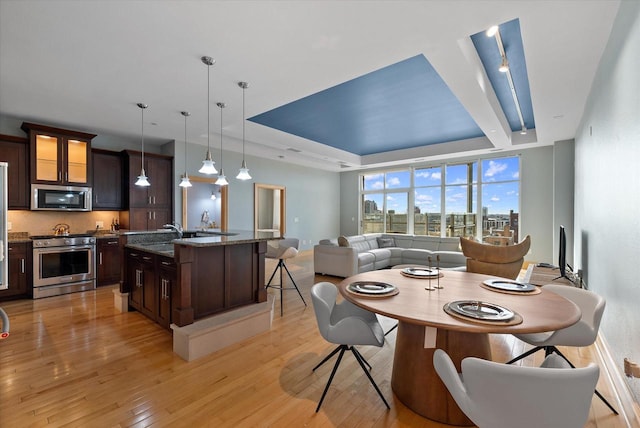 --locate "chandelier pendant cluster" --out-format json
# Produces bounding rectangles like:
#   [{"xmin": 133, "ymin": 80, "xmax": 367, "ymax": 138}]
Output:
[{"xmin": 138, "ymin": 55, "xmax": 253, "ymax": 189}]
